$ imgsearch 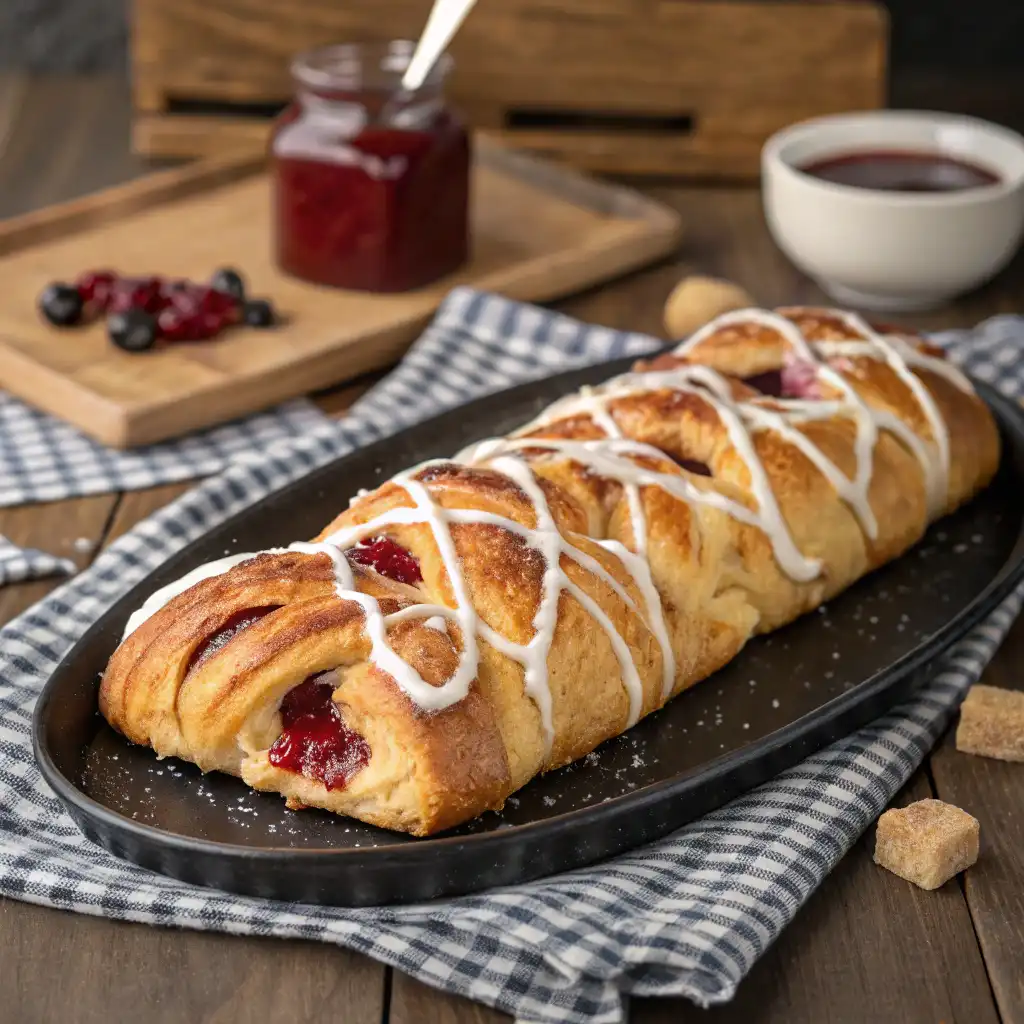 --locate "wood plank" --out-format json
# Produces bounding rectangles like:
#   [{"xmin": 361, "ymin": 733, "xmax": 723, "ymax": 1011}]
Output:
[
  {"xmin": 0, "ymin": 141, "xmax": 680, "ymax": 448},
  {"xmin": 632, "ymin": 772, "xmax": 999, "ymax": 1024},
  {"xmin": 390, "ymin": 971, "xmax": 510, "ymax": 1024},
  {"xmin": 0, "ymin": 494, "xmax": 118, "ymax": 622},
  {"xmin": 0, "ymin": 898, "xmax": 385, "ymax": 1024},
  {"xmin": 931, "ymin": 619, "xmax": 1024, "ymax": 1024}
]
